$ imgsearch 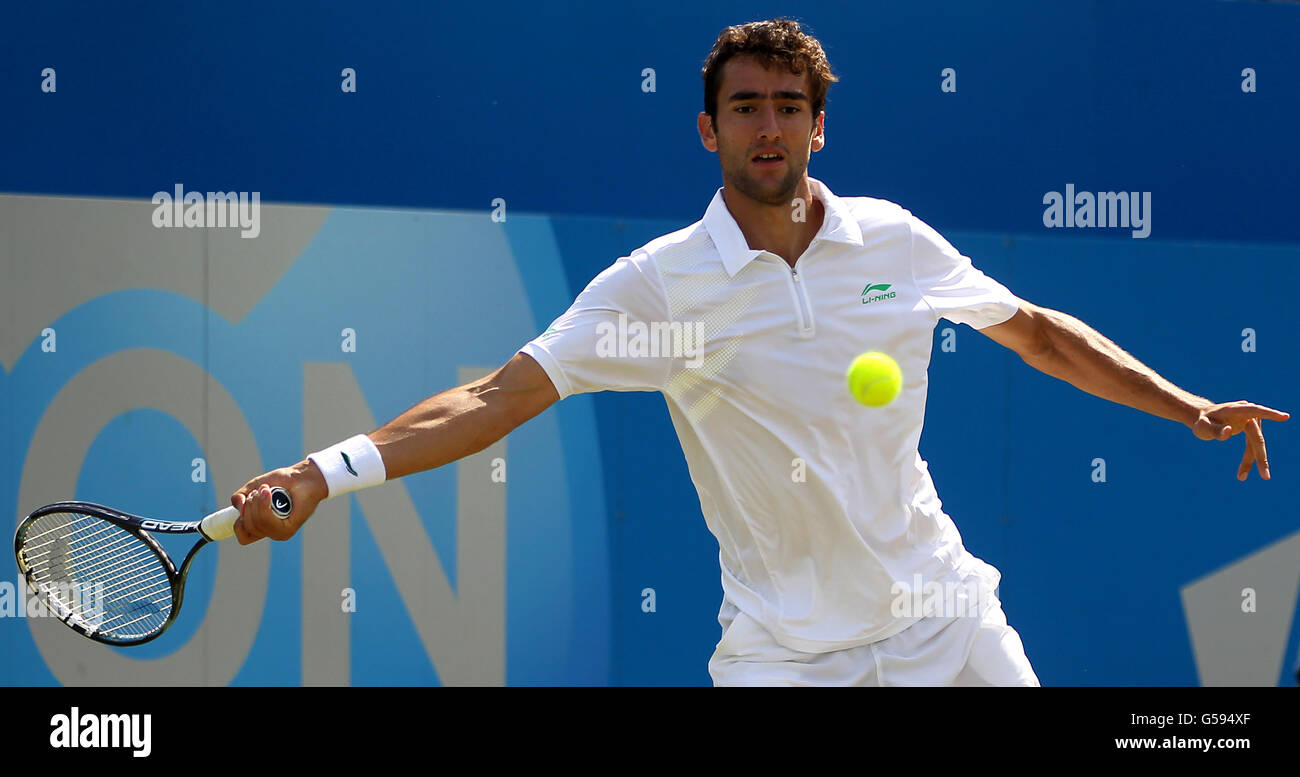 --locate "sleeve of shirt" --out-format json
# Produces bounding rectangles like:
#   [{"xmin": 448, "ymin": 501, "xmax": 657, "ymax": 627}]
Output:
[
  {"xmin": 907, "ymin": 210, "xmax": 1021, "ymax": 330},
  {"xmin": 518, "ymin": 251, "xmax": 673, "ymax": 400}
]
